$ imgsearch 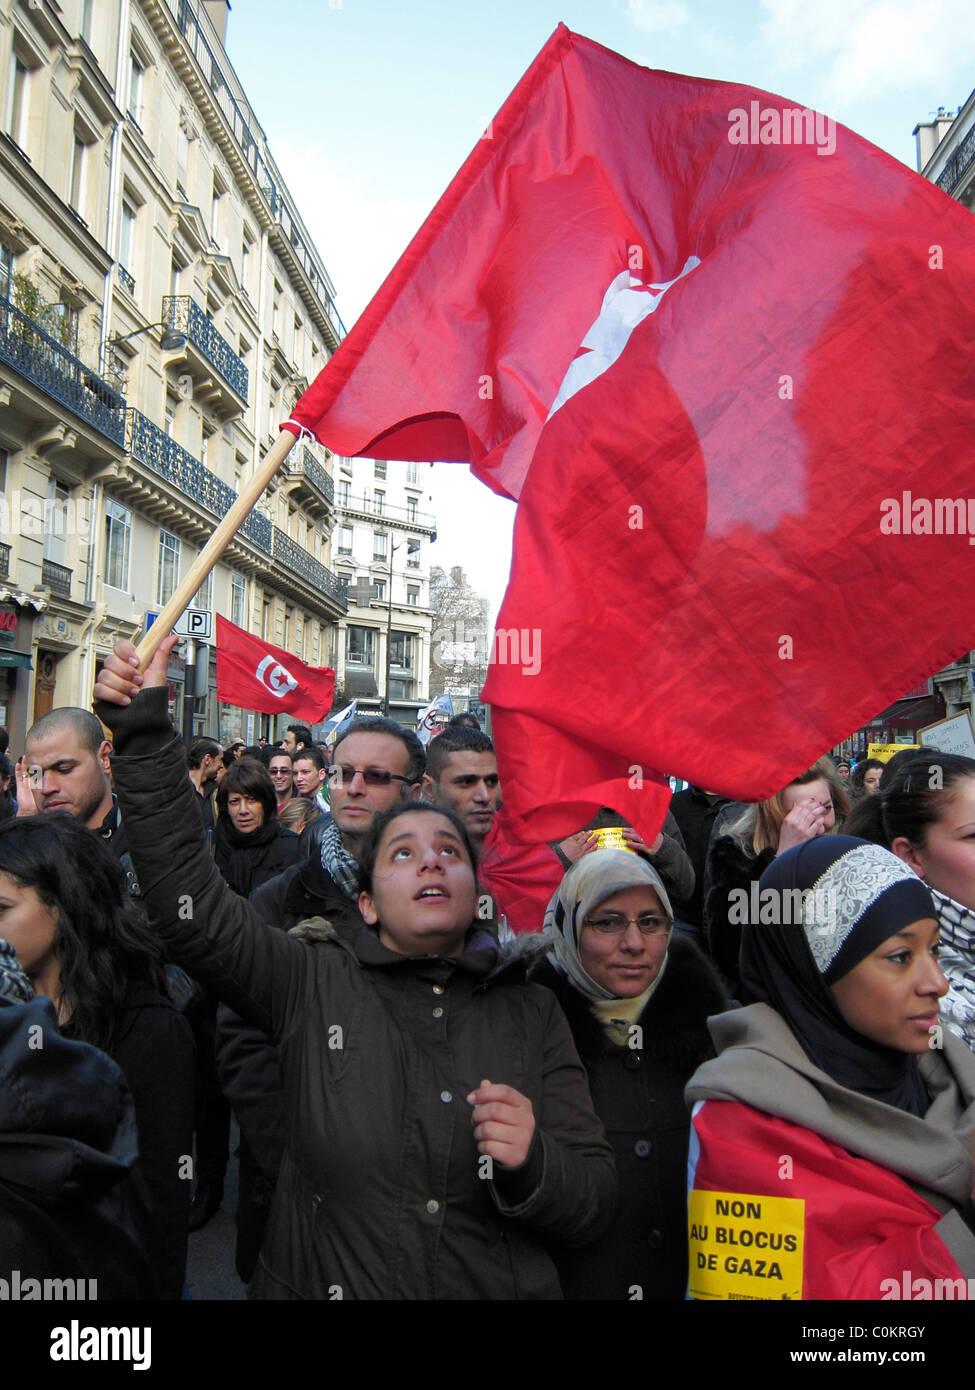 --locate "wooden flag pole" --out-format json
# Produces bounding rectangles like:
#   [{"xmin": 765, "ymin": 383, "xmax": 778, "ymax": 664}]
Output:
[{"xmin": 135, "ymin": 429, "xmax": 298, "ymax": 669}]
